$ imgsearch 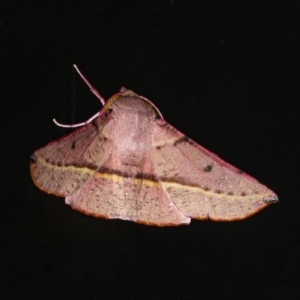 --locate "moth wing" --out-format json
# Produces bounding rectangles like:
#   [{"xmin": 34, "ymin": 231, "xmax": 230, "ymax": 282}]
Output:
[
  {"xmin": 64, "ymin": 152, "xmax": 126, "ymax": 219},
  {"xmin": 30, "ymin": 117, "xmax": 112, "ymax": 197},
  {"xmin": 121, "ymin": 159, "xmax": 191, "ymax": 226},
  {"xmin": 66, "ymin": 151, "xmax": 190, "ymax": 226},
  {"xmin": 151, "ymin": 120, "xmax": 278, "ymax": 221}
]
